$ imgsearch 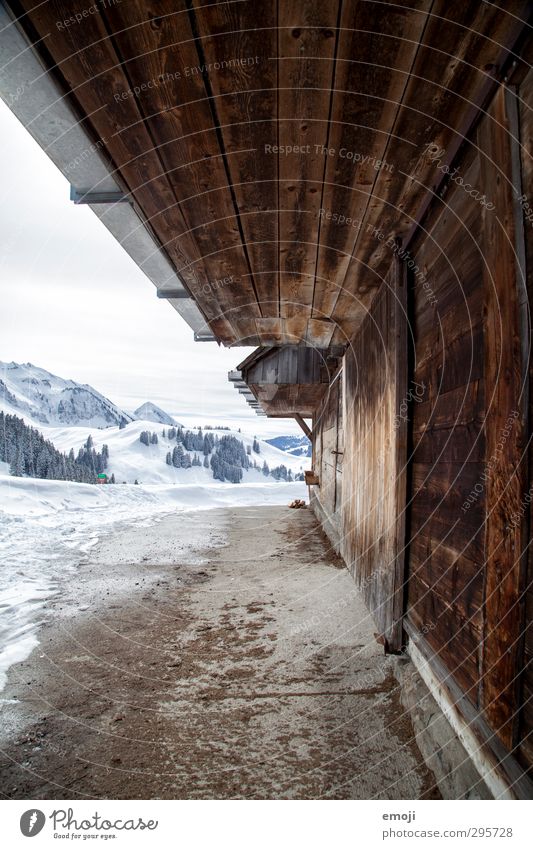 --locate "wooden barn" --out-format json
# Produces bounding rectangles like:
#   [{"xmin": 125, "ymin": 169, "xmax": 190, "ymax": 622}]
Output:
[{"xmin": 1, "ymin": 0, "xmax": 532, "ymax": 798}]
